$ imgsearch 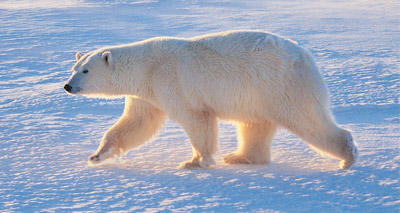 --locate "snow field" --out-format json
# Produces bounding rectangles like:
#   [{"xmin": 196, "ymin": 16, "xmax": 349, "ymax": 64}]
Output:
[{"xmin": 0, "ymin": 0, "xmax": 399, "ymax": 212}]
